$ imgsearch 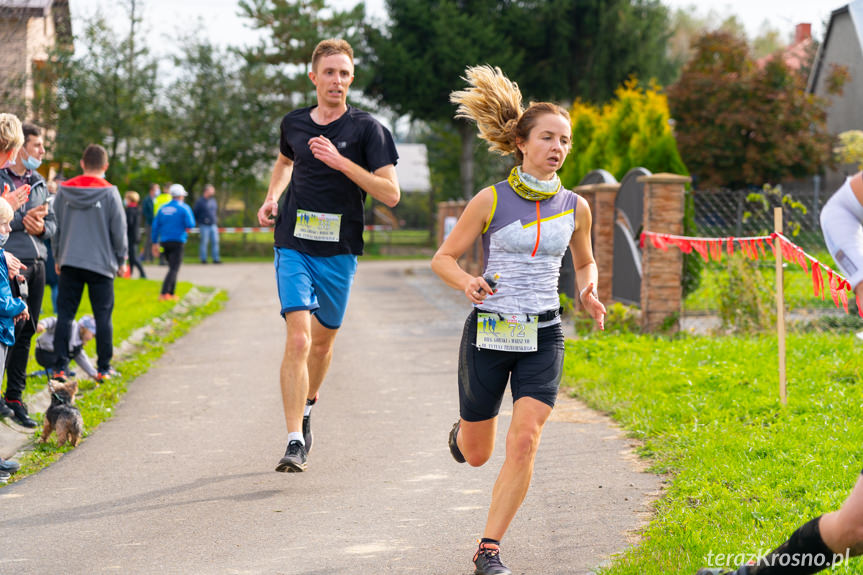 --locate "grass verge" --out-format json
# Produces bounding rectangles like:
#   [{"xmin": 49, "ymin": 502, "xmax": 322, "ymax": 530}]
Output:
[
  {"xmin": 5, "ymin": 278, "xmax": 227, "ymax": 483},
  {"xmin": 563, "ymin": 331, "xmax": 863, "ymax": 574}
]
